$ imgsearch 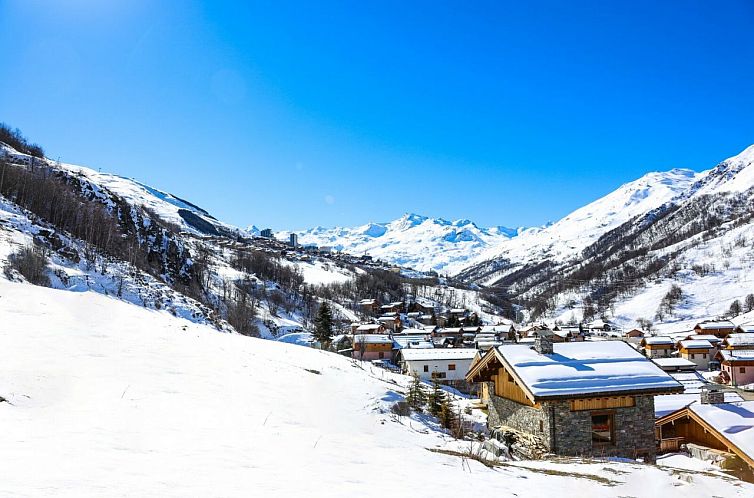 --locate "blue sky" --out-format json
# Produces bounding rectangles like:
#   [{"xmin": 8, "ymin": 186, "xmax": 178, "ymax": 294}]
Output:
[{"xmin": 1, "ymin": 1, "xmax": 753, "ymax": 230}]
